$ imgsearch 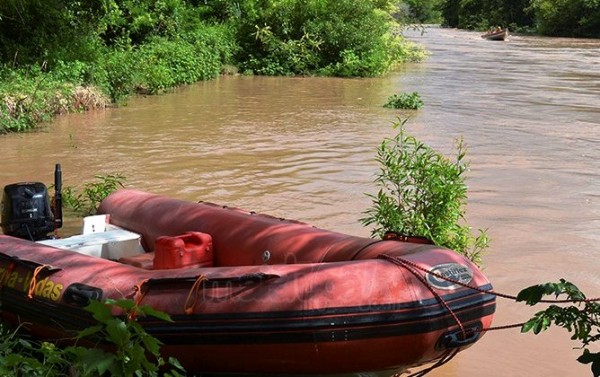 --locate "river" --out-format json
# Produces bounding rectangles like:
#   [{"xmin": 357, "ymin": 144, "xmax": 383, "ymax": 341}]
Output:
[{"xmin": 1, "ymin": 26, "xmax": 599, "ymax": 376}]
